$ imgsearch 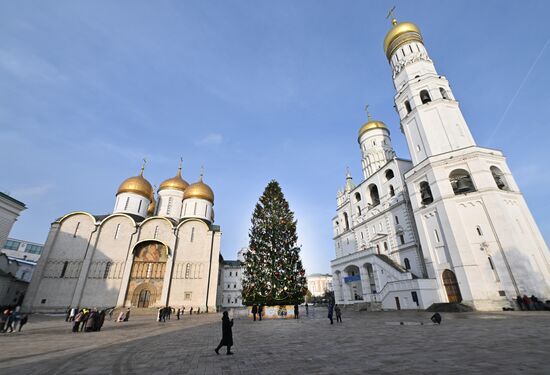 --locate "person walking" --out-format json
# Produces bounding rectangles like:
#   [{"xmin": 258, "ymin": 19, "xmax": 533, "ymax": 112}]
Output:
[
  {"xmin": 3, "ymin": 309, "xmax": 14, "ymax": 332},
  {"xmin": 327, "ymin": 303, "xmax": 334, "ymax": 325},
  {"xmin": 18, "ymin": 314, "xmax": 28, "ymax": 332},
  {"xmin": 123, "ymin": 308, "xmax": 131, "ymax": 322},
  {"xmin": 305, "ymin": 303, "xmax": 309, "ymax": 316},
  {"xmin": 251, "ymin": 304, "xmax": 258, "ymax": 321},
  {"xmin": 65, "ymin": 306, "xmax": 71, "ymax": 322},
  {"xmin": 73, "ymin": 310, "xmax": 83, "ymax": 332},
  {"xmin": 335, "ymin": 305, "xmax": 342, "ymax": 323},
  {"xmin": 258, "ymin": 304, "xmax": 263, "ymax": 321},
  {"xmin": 214, "ymin": 311, "xmax": 234, "ymax": 355},
  {"xmin": 176, "ymin": 308, "xmax": 181, "ymax": 320},
  {"xmin": 294, "ymin": 304, "xmax": 299, "ymax": 319}
]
